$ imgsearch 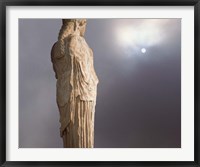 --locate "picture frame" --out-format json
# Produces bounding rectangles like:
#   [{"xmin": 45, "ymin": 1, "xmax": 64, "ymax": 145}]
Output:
[{"xmin": 1, "ymin": 0, "xmax": 200, "ymax": 166}]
